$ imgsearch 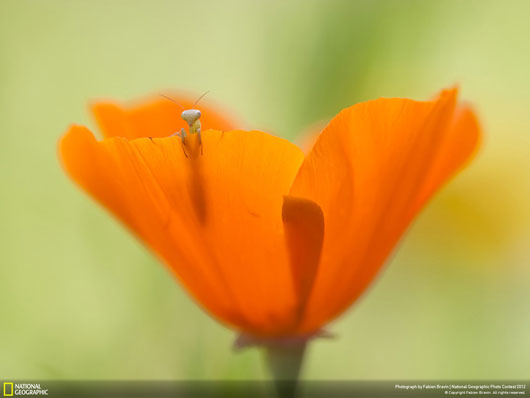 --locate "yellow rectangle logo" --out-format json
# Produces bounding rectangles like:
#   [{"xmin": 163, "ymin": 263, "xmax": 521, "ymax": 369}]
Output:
[{"xmin": 3, "ymin": 382, "xmax": 14, "ymax": 397}]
